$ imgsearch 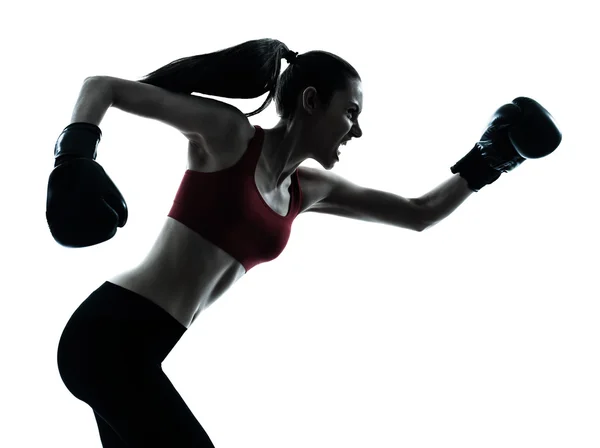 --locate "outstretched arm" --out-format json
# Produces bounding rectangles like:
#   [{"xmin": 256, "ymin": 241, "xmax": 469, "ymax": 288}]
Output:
[
  {"xmin": 300, "ymin": 167, "xmax": 472, "ymax": 232},
  {"xmin": 302, "ymin": 96, "xmax": 561, "ymax": 232}
]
